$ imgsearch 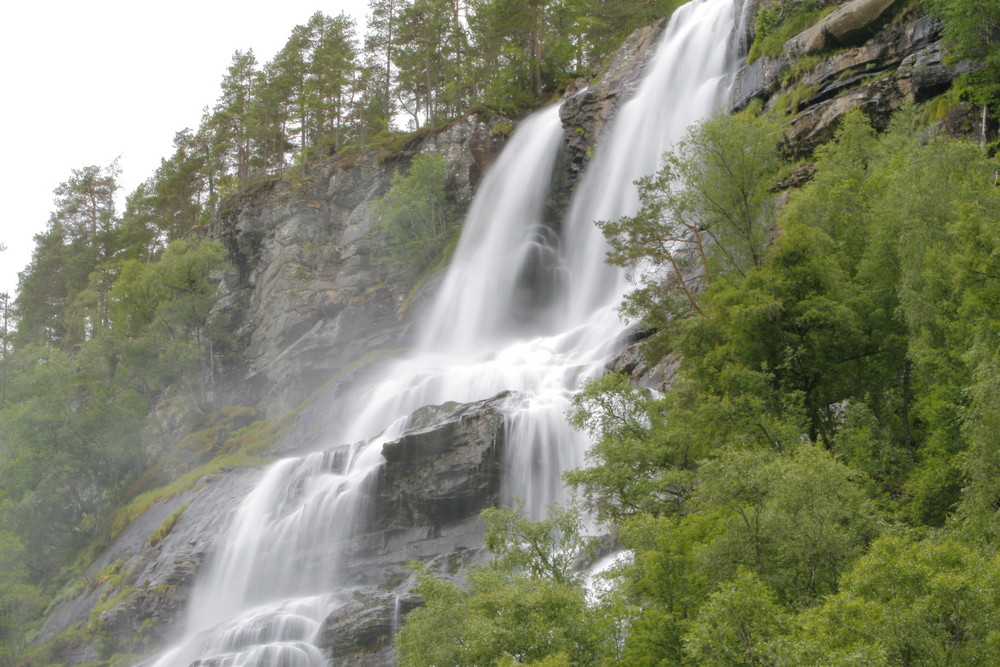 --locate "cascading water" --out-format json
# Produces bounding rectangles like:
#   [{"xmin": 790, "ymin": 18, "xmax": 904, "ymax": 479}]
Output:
[{"xmin": 151, "ymin": 0, "xmax": 745, "ymax": 664}]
